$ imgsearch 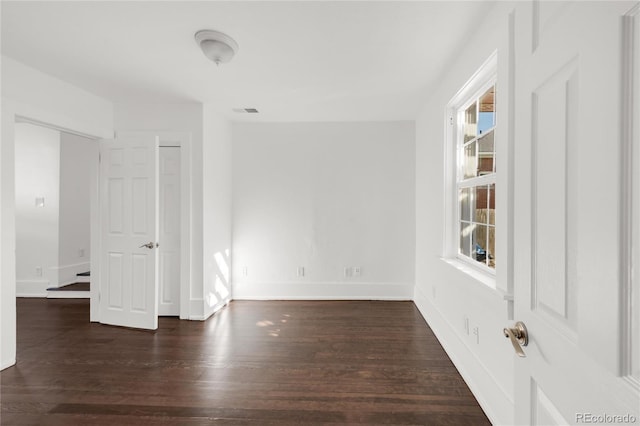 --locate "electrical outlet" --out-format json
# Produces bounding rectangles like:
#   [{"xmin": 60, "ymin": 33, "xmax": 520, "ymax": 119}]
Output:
[
  {"xmin": 464, "ymin": 316, "xmax": 470, "ymax": 335},
  {"xmin": 344, "ymin": 267, "xmax": 353, "ymax": 278},
  {"xmin": 353, "ymin": 266, "xmax": 361, "ymax": 276},
  {"xmin": 78, "ymin": 248, "xmax": 85, "ymax": 258},
  {"xmin": 297, "ymin": 266, "xmax": 305, "ymax": 277},
  {"xmin": 432, "ymin": 286, "xmax": 437, "ymax": 299},
  {"xmin": 241, "ymin": 266, "xmax": 248, "ymax": 277},
  {"xmin": 35, "ymin": 266, "xmax": 42, "ymax": 277}
]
